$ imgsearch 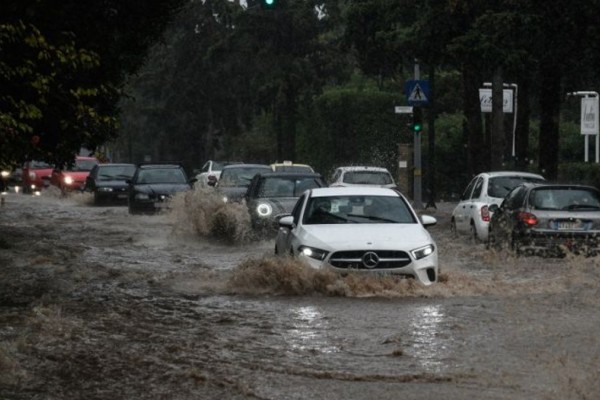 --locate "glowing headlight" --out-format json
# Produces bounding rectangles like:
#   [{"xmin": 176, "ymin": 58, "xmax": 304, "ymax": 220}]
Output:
[
  {"xmin": 222, "ymin": 196, "xmax": 228, "ymax": 203},
  {"xmin": 256, "ymin": 203, "xmax": 272, "ymax": 217},
  {"xmin": 1, "ymin": 170, "xmax": 9, "ymax": 178},
  {"xmin": 98, "ymin": 187, "xmax": 113, "ymax": 192},
  {"xmin": 135, "ymin": 193, "xmax": 150, "ymax": 200},
  {"xmin": 64, "ymin": 176, "xmax": 74, "ymax": 185},
  {"xmin": 299, "ymin": 245, "xmax": 328, "ymax": 261},
  {"xmin": 411, "ymin": 244, "xmax": 435, "ymax": 260}
]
